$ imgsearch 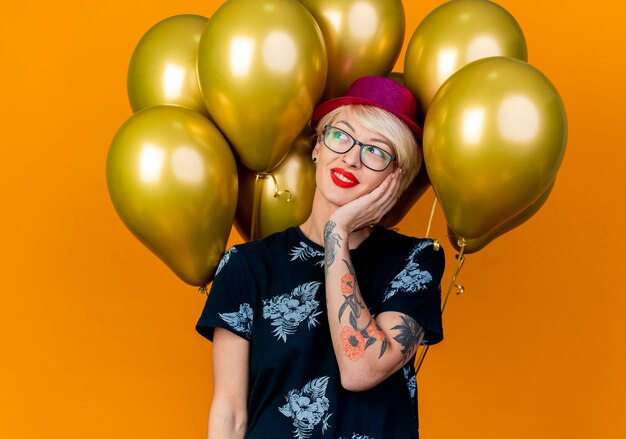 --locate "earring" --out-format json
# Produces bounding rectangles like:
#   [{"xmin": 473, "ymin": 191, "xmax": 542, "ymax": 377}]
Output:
[{"xmin": 312, "ymin": 156, "xmax": 317, "ymax": 162}]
